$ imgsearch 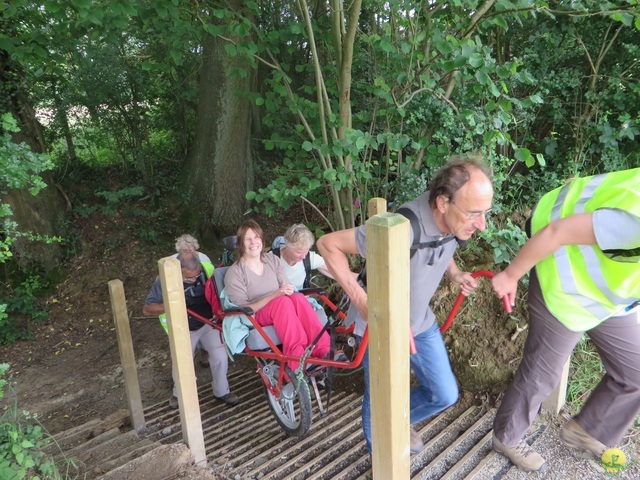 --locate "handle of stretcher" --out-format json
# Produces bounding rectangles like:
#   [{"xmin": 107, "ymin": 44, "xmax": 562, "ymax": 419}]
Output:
[
  {"xmin": 411, "ymin": 270, "xmax": 510, "ymax": 351},
  {"xmin": 437, "ymin": 270, "xmax": 511, "ymax": 335}
]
